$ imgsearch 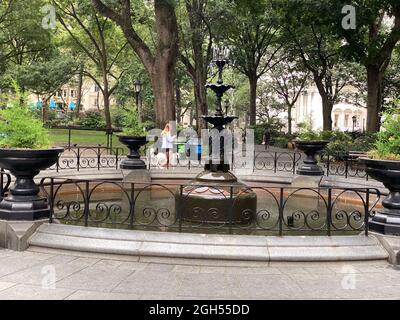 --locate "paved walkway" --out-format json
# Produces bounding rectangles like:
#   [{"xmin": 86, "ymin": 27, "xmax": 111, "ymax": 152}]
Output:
[{"xmin": 0, "ymin": 247, "xmax": 398, "ymax": 300}]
